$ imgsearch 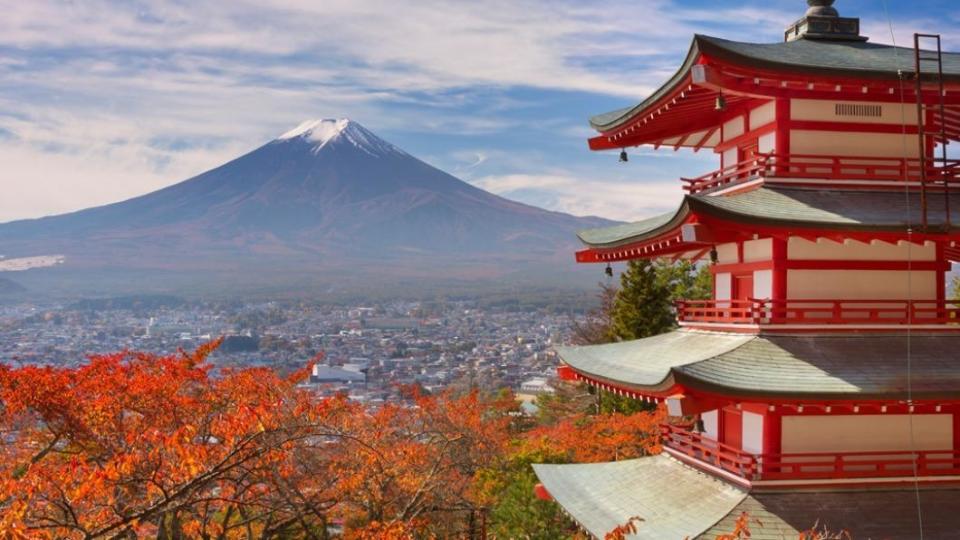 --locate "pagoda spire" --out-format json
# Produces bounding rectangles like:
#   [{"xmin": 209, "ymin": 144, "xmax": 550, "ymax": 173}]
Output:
[
  {"xmin": 805, "ymin": 0, "xmax": 838, "ymax": 18},
  {"xmin": 785, "ymin": 0, "xmax": 867, "ymax": 42}
]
